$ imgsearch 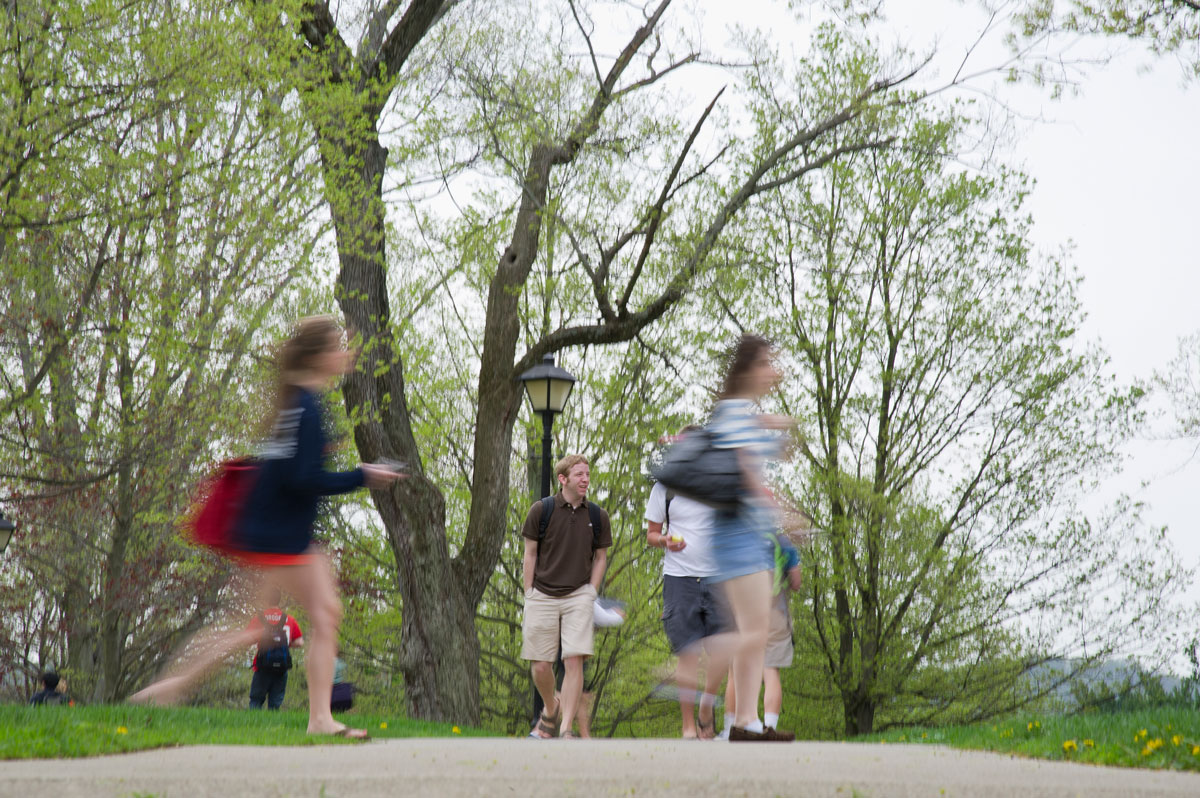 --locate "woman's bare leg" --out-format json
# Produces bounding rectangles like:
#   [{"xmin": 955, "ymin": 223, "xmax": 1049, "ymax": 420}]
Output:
[
  {"xmin": 266, "ymin": 551, "xmax": 347, "ymax": 734},
  {"xmin": 129, "ymin": 570, "xmax": 267, "ymax": 705},
  {"xmin": 722, "ymin": 570, "xmax": 771, "ymax": 728}
]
